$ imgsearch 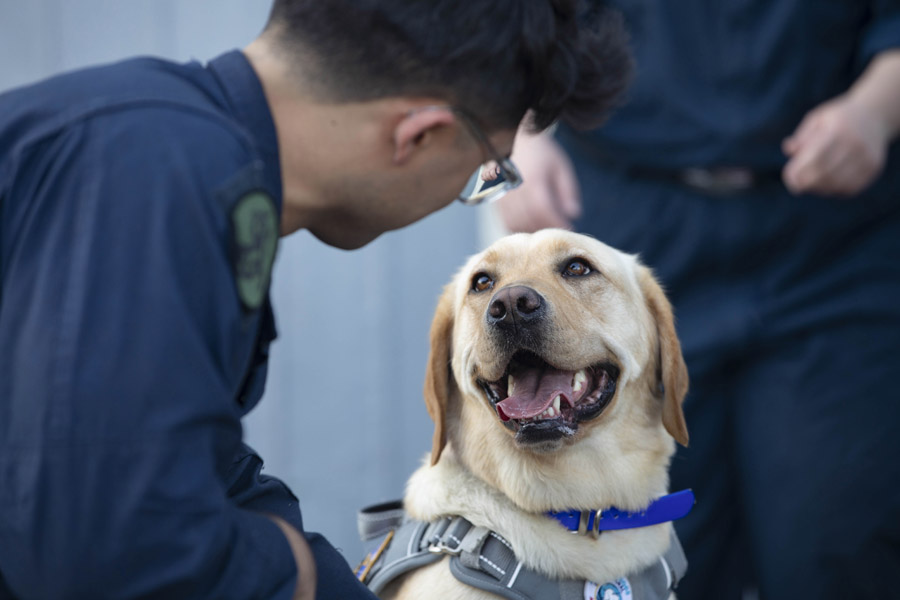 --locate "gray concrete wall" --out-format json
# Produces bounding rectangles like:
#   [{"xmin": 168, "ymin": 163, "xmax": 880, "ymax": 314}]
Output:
[{"xmin": 0, "ymin": 0, "xmax": 488, "ymax": 566}]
